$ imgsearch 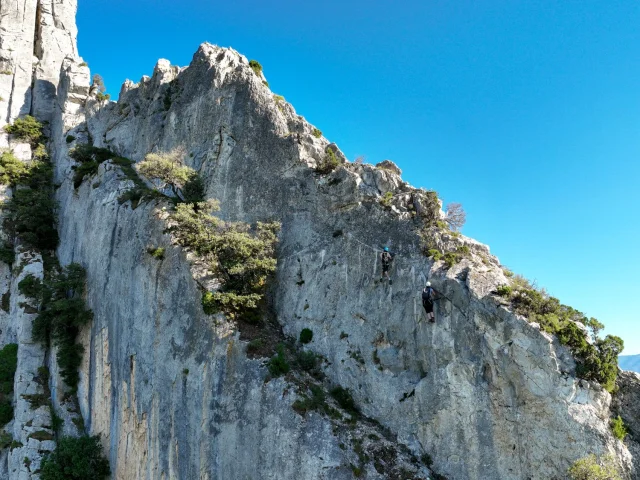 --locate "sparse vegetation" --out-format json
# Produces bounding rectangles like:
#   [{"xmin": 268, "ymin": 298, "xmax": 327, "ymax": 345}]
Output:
[
  {"xmin": 3, "ymin": 115, "xmax": 43, "ymax": 144},
  {"xmin": 66, "ymin": 135, "xmax": 76, "ymax": 143},
  {"xmin": 69, "ymin": 144, "xmax": 114, "ymax": 188},
  {"xmin": 31, "ymin": 264, "xmax": 93, "ymax": 392},
  {"xmin": 249, "ymin": 59, "xmax": 263, "ymax": 76},
  {"xmin": 170, "ymin": 200, "xmax": 279, "ymax": 318},
  {"xmin": 445, "ymin": 202, "xmax": 466, "ymax": 231},
  {"xmin": 0, "ymin": 243, "xmax": 14, "ymax": 266},
  {"xmin": 379, "ymin": 191, "xmax": 394, "ymax": 208},
  {"xmin": 611, "ymin": 416, "xmax": 627, "ymax": 441},
  {"xmin": 330, "ymin": 386, "xmax": 358, "ymax": 416},
  {"xmin": 312, "ymin": 128, "xmax": 322, "ymax": 138},
  {"xmin": 315, "ymin": 149, "xmax": 341, "ymax": 174},
  {"xmin": 568, "ymin": 454, "xmax": 621, "ymax": 480},
  {"xmin": 147, "ymin": 246, "xmax": 165, "ymax": 259},
  {"xmin": 268, "ymin": 344, "xmax": 290, "ymax": 377},
  {"xmin": 0, "ymin": 343, "xmax": 18, "ymax": 427},
  {"xmin": 0, "ymin": 150, "xmax": 30, "ymax": 185},
  {"xmin": 18, "ymin": 274, "xmax": 43, "ymax": 299},
  {"xmin": 40, "ymin": 435, "xmax": 110, "ymax": 480},
  {"xmin": 496, "ymin": 275, "xmax": 624, "ymax": 392},
  {"xmin": 299, "ymin": 328, "xmax": 313, "ymax": 344},
  {"xmin": 137, "ymin": 148, "xmax": 199, "ymax": 200},
  {"xmin": 495, "ymin": 285, "xmax": 512, "ymax": 297}
]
